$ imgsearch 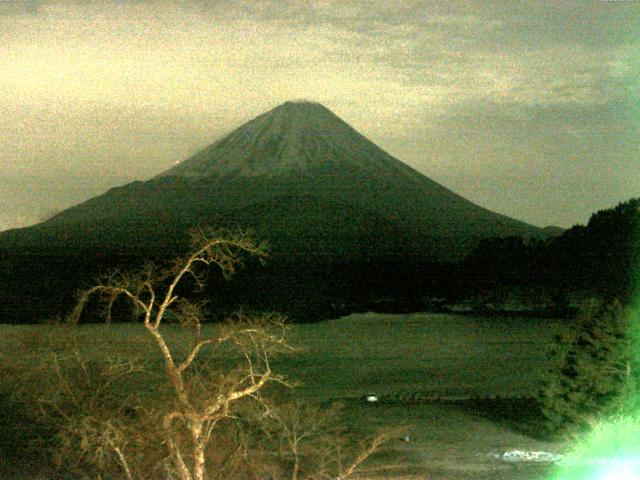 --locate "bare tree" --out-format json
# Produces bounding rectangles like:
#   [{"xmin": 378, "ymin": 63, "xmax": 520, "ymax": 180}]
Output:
[{"xmin": 66, "ymin": 228, "xmax": 296, "ymax": 480}]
